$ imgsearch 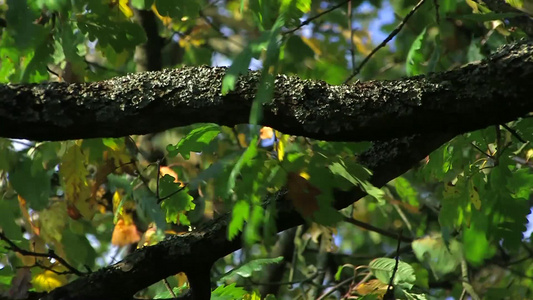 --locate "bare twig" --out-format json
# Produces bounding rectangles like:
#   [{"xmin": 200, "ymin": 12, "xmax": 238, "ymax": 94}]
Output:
[
  {"xmin": 384, "ymin": 231, "xmax": 403, "ymax": 299},
  {"xmin": 163, "ymin": 278, "xmax": 178, "ymax": 299},
  {"xmin": 249, "ymin": 270, "xmax": 320, "ymax": 286},
  {"xmin": 433, "ymin": 0, "xmax": 440, "ymax": 24},
  {"xmin": 471, "ymin": 142, "xmax": 493, "ymax": 159},
  {"xmin": 344, "ymin": 0, "xmax": 427, "ymax": 83},
  {"xmin": 157, "ymin": 184, "xmax": 188, "ymax": 204},
  {"xmin": 156, "ymin": 159, "xmax": 162, "ymax": 200},
  {"xmin": 343, "ymin": 217, "xmax": 413, "ymax": 243},
  {"xmin": 501, "ymin": 123, "xmax": 527, "ymax": 143},
  {"xmin": 283, "ymin": 0, "xmax": 351, "ymax": 35},
  {"xmin": 348, "ymin": 0, "xmax": 356, "ymax": 72},
  {"xmin": 316, "ymin": 277, "xmax": 353, "ymax": 300},
  {"xmin": 0, "ymin": 231, "xmax": 85, "ymax": 276}
]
